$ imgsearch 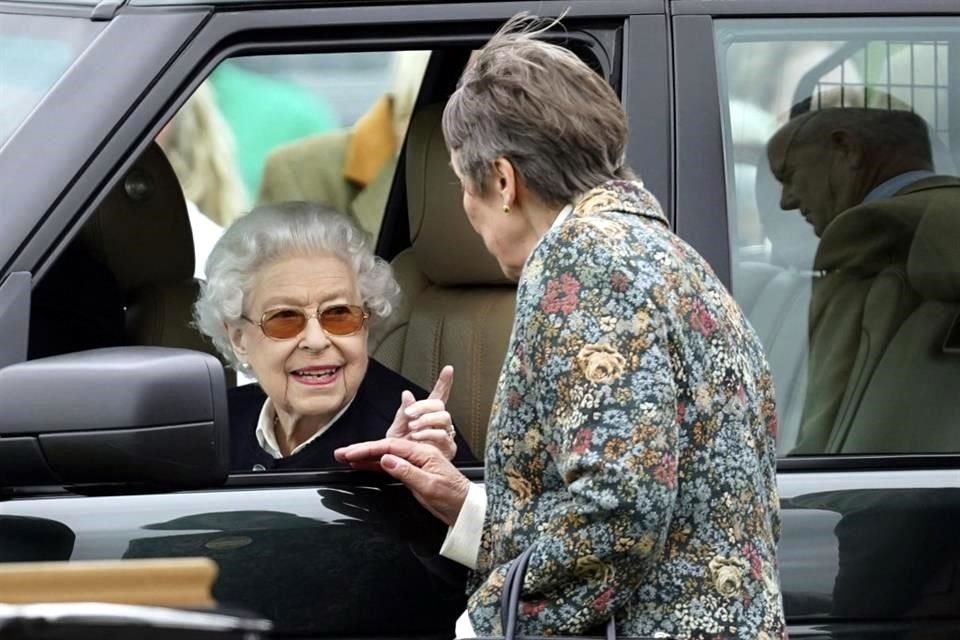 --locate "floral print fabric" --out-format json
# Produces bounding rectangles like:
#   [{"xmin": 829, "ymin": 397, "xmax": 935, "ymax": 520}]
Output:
[{"xmin": 467, "ymin": 181, "xmax": 786, "ymax": 639}]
